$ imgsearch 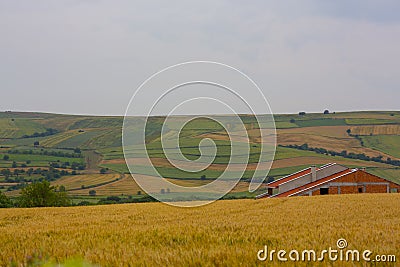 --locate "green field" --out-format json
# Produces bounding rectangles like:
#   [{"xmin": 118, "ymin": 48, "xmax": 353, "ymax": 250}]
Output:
[
  {"xmin": 362, "ymin": 135, "xmax": 400, "ymax": 158},
  {"xmin": 0, "ymin": 118, "xmax": 46, "ymax": 139}
]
